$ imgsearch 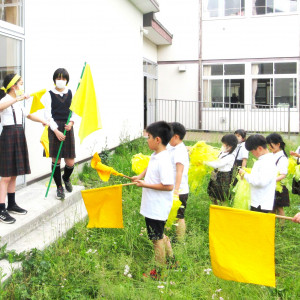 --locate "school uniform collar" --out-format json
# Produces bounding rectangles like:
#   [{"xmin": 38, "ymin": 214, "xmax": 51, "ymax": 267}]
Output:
[
  {"xmin": 51, "ymin": 87, "xmax": 69, "ymax": 97},
  {"xmin": 258, "ymin": 152, "xmax": 272, "ymax": 160}
]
